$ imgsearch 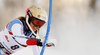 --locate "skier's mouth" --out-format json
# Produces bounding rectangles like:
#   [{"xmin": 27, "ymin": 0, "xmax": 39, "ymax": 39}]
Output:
[
  {"xmin": 34, "ymin": 27, "xmax": 37, "ymax": 30},
  {"xmin": 32, "ymin": 26, "xmax": 39, "ymax": 31}
]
